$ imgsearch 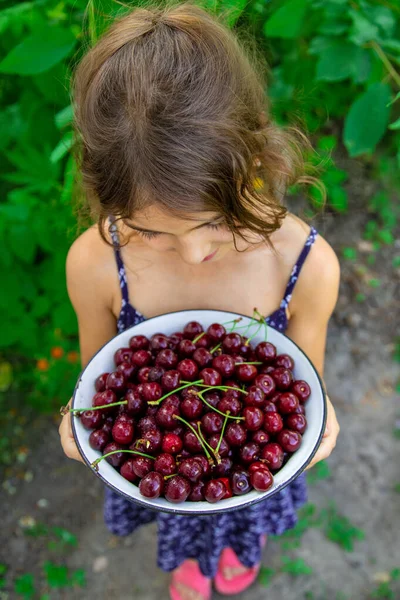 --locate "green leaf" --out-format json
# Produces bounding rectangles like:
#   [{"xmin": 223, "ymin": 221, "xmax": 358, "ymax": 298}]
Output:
[
  {"xmin": 368, "ymin": 278, "xmax": 381, "ymax": 288},
  {"xmin": 71, "ymin": 568, "xmax": 86, "ymax": 587},
  {"xmin": 50, "ymin": 131, "xmax": 75, "ymax": 164},
  {"xmin": 258, "ymin": 566, "xmax": 275, "ymax": 586},
  {"xmin": 349, "ymin": 9, "xmax": 379, "ymax": 45},
  {"xmin": 355, "ymin": 293, "xmax": 366, "ymax": 303},
  {"xmin": 281, "ymin": 556, "xmax": 313, "ymax": 575},
  {"xmin": 52, "ymin": 527, "xmax": 78, "ymax": 547},
  {"xmin": 14, "ymin": 573, "xmax": 36, "ymax": 598},
  {"xmin": 329, "ymin": 187, "xmax": 348, "ymax": 213},
  {"xmin": 55, "ymin": 105, "xmax": 74, "ymax": 130},
  {"xmin": 8, "ymin": 225, "xmax": 36, "ymax": 263},
  {"xmin": 388, "ymin": 117, "xmax": 400, "ymax": 131},
  {"xmin": 392, "ymin": 256, "xmax": 400, "ymax": 268},
  {"xmin": 43, "ymin": 561, "xmax": 69, "ymax": 588},
  {"xmin": 307, "ymin": 459, "xmax": 332, "ymax": 483},
  {"xmin": 264, "ymin": 0, "xmax": 308, "ymax": 39},
  {"xmin": 315, "ymin": 42, "xmax": 361, "ymax": 82},
  {"xmin": 344, "ymin": 83, "xmax": 391, "ymax": 157},
  {"xmin": 324, "ymin": 509, "xmax": 365, "ymax": 551},
  {"xmin": 0, "ymin": 27, "xmax": 76, "ymax": 75}
]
